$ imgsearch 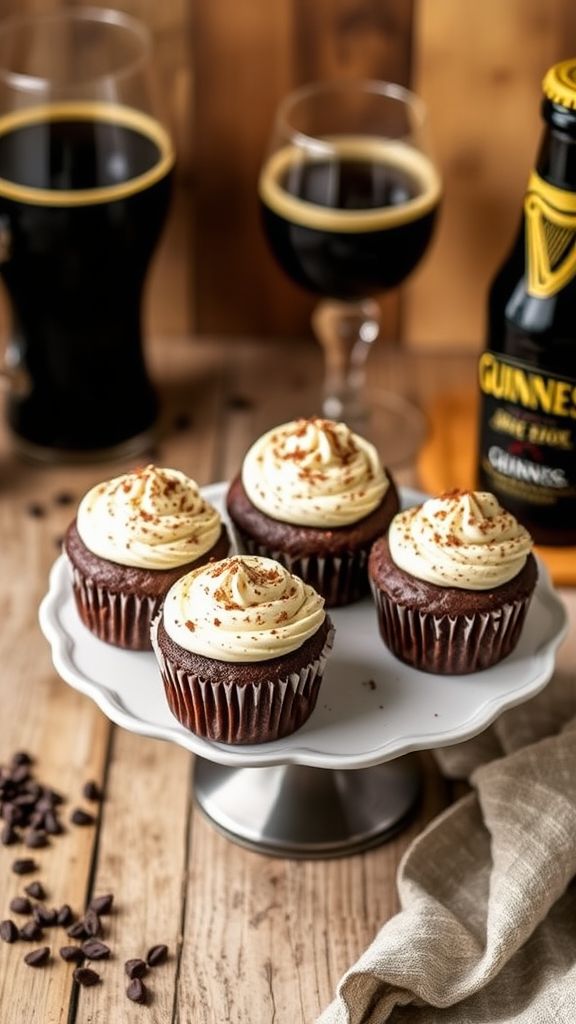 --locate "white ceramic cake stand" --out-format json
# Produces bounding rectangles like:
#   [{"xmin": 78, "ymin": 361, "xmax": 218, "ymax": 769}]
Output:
[{"xmin": 39, "ymin": 486, "xmax": 568, "ymax": 858}]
